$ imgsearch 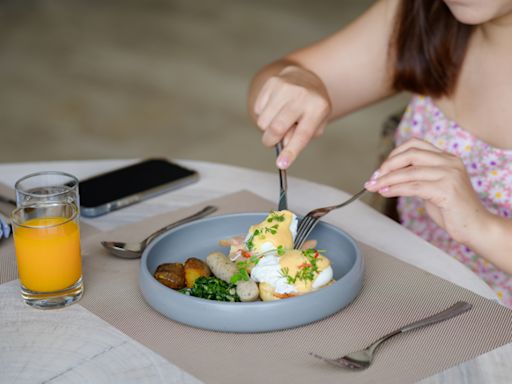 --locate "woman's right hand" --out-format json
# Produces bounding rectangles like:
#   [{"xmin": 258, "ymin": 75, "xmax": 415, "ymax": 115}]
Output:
[{"xmin": 252, "ymin": 65, "xmax": 332, "ymax": 169}]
